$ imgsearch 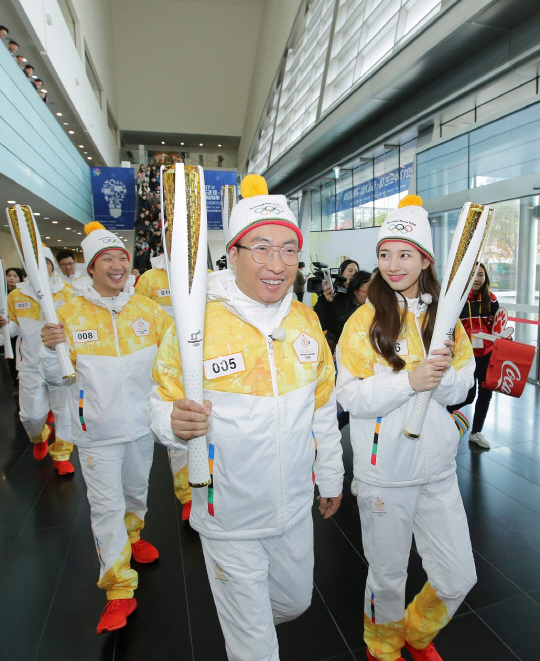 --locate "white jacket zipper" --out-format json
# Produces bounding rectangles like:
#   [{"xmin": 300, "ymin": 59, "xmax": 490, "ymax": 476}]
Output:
[
  {"xmin": 267, "ymin": 336, "xmax": 285, "ymax": 533},
  {"xmin": 111, "ymin": 310, "xmax": 135, "ymax": 440}
]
